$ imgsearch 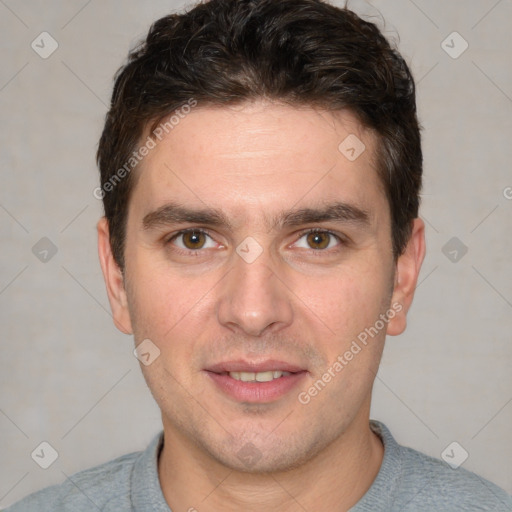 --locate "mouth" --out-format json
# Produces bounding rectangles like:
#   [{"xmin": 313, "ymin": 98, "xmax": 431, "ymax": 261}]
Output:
[
  {"xmin": 223, "ymin": 370, "xmax": 293, "ymax": 382},
  {"xmin": 204, "ymin": 360, "xmax": 308, "ymax": 403}
]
